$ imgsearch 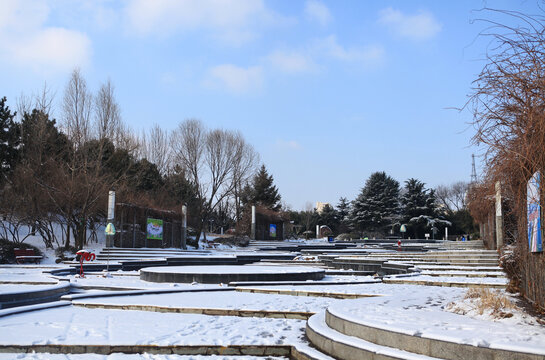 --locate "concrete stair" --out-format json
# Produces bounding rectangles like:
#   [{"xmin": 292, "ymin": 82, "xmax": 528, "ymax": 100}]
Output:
[
  {"xmin": 307, "ymin": 306, "xmax": 543, "ymax": 360},
  {"xmin": 306, "ymin": 312, "xmax": 443, "ymax": 360}
]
